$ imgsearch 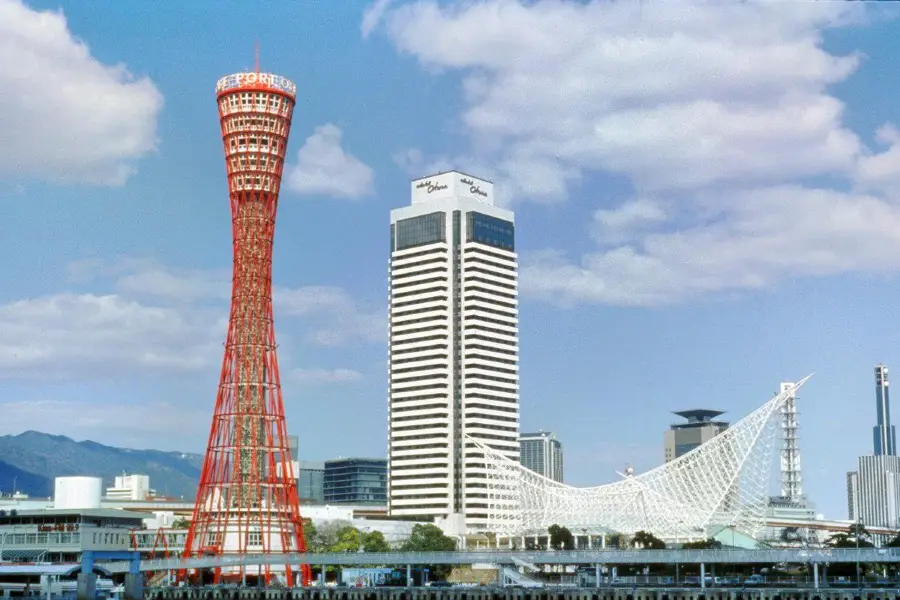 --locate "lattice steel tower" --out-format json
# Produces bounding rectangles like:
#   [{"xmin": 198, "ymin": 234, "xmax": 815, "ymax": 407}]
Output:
[
  {"xmin": 779, "ymin": 382, "xmax": 803, "ymax": 500},
  {"xmin": 183, "ymin": 69, "xmax": 310, "ymax": 586}
]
